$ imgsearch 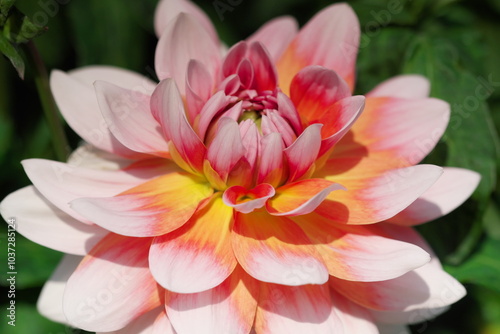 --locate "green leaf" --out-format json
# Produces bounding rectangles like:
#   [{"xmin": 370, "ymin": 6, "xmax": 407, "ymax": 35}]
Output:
[
  {"xmin": 2, "ymin": 7, "xmax": 46, "ymax": 44},
  {"xmin": 0, "ymin": 31, "xmax": 23, "ymax": 78},
  {"xmin": 403, "ymin": 36, "xmax": 499, "ymax": 202},
  {"xmin": 404, "ymin": 35, "xmax": 500, "ymax": 264},
  {"xmin": 15, "ymin": 14, "xmax": 46, "ymax": 43},
  {"xmin": 475, "ymin": 287, "xmax": 500, "ymax": 330},
  {"xmin": 355, "ymin": 27, "xmax": 414, "ymax": 94},
  {"xmin": 445, "ymin": 235, "xmax": 500, "ymax": 293},
  {"xmin": 350, "ymin": 0, "xmax": 428, "ymax": 27},
  {"xmin": 443, "ymin": 197, "xmax": 500, "ymax": 291},
  {"xmin": 0, "ymin": 0, "xmax": 16, "ymax": 26},
  {"xmin": 483, "ymin": 200, "xmax": 500, "ymax": 240},
  {"xmin": 478, "ymin": 21, "xmax": 500, "ymax": 100}
]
